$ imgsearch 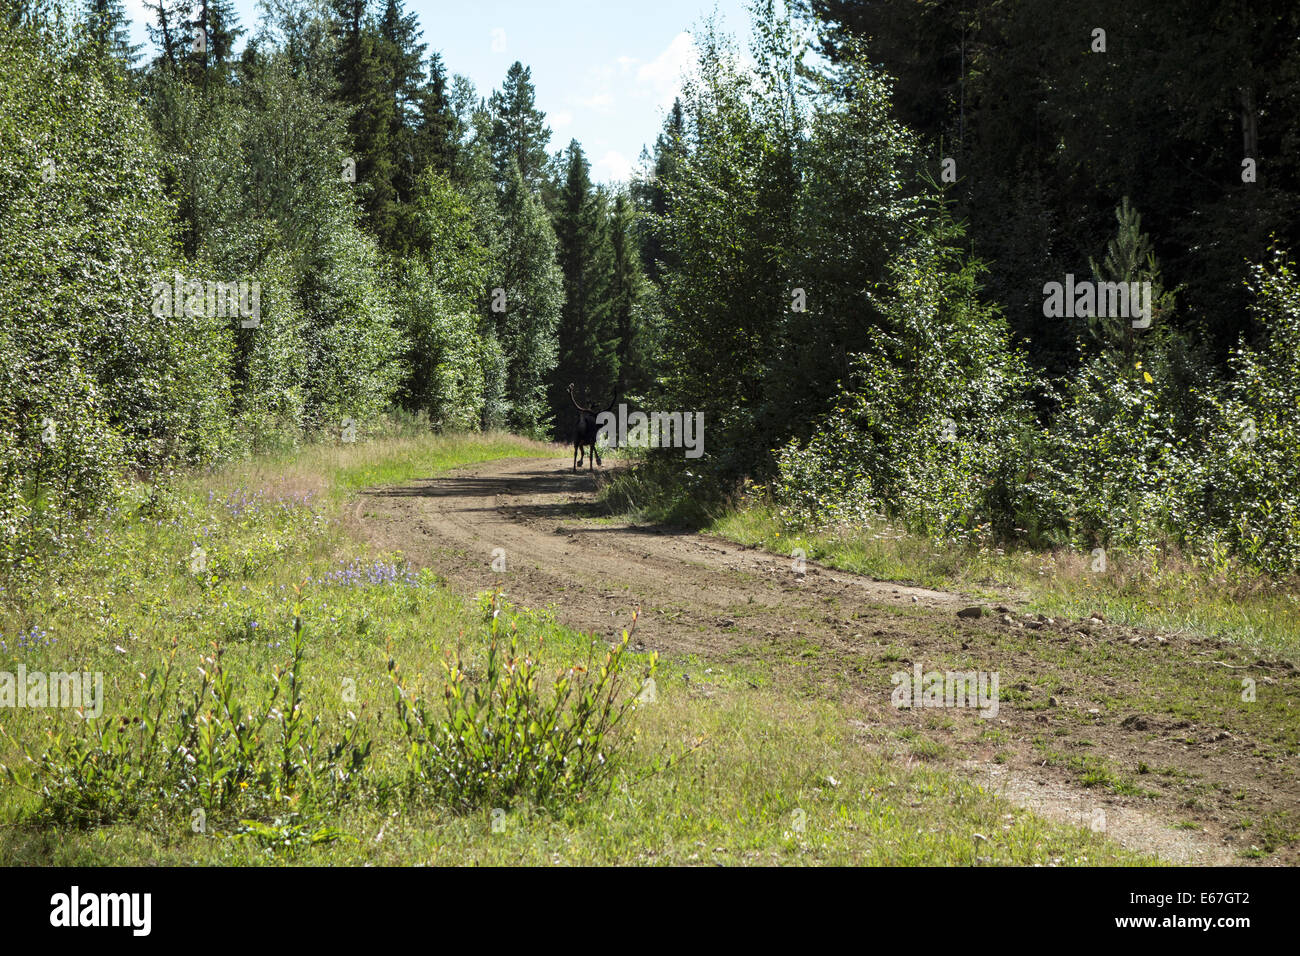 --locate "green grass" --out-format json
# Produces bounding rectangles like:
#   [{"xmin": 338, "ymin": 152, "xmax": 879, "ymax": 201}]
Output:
[
  {"xmin": 331, "ymin": 431, "xmax": 560, "ymax": 492},
  {"xmin": 0, "ymin": 433, "xmax": 1156, "ymax": 864},
  {"xmin": 708, "ymin": 503, "xmax": 1300, "ymax": 663}
]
